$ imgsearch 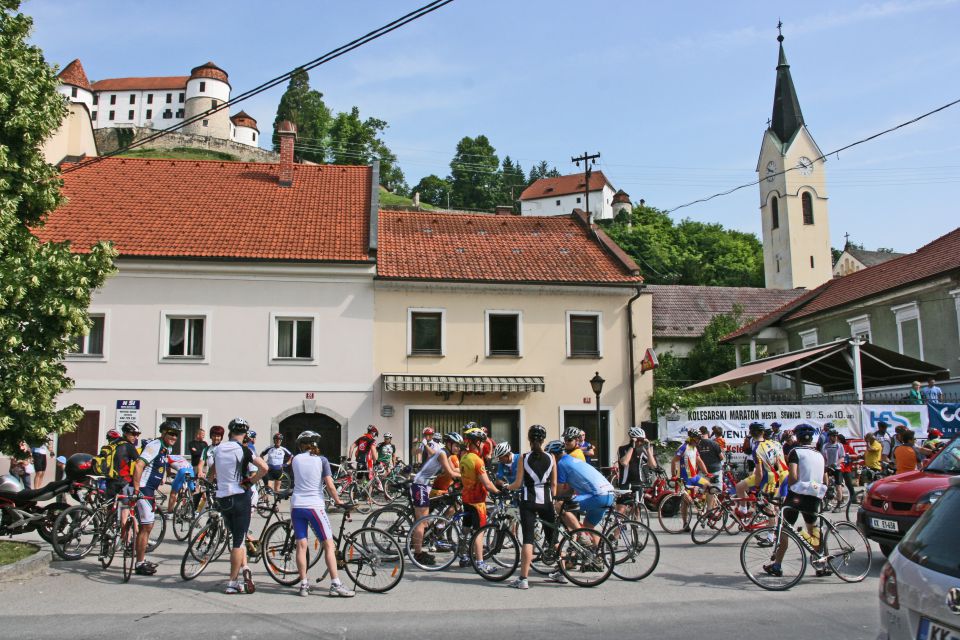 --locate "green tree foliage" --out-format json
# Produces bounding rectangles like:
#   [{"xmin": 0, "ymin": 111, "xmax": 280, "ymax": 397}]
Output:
[
  {"xmin": 411, "ymin": 174, "xmax": 450, "ymax": 207},
  {"xmin": 685, "ymin": 306, "xmax": 745, "ymax": 383},
  {"xmin": 528, "ymin": 160, "xmax": 561, "ymax": 183},
  {"xmin": 603, "ymin": 203, "xmax": 764, "ymax": 286},
  {"xmin": 449, "ymin": 135, "xmax": 499, "ymax": 210},
  {"xmin": 498, "ymin": 155, "xmax": 526, "ymax": 210},
  {"xmin": 0, "ymin": 0, "xmax": 116, "ymax": 452},
  {"xmin": 272, "ymin": 68, "xmax": 331, "ymax": 164},
  {"xmin": 329, "ymin": 107, "xmax": 407, "ymax": 193}
]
